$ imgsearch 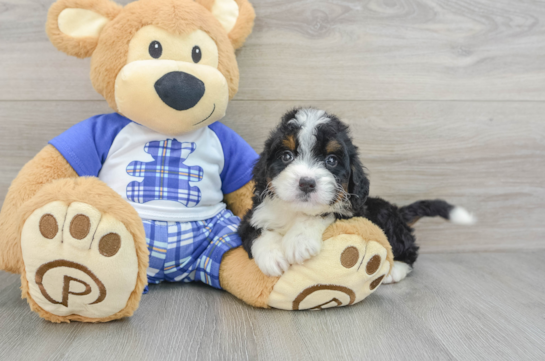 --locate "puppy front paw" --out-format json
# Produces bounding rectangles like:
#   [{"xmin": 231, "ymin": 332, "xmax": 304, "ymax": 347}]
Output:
[
  {"xmin": 254, "ymin": 250, "xmax": 290, "ymax": 277},
  {"xmin": 282, "ymin": 232, "xmax": 322, "ymax": 265},
  {"xmin": 383, "ymin": 261, "xmax": 412, "ymax": 284},
  {"xmin": 251, "ymin": 231, "xmax": 289, "ymax": 277}
]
